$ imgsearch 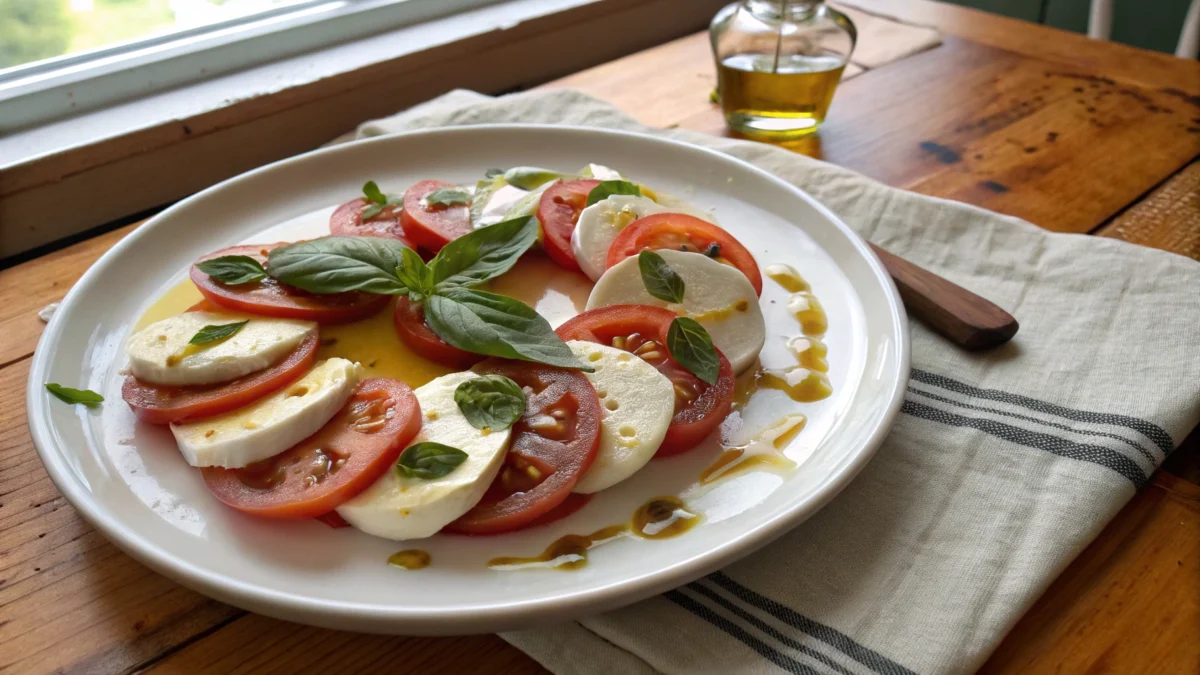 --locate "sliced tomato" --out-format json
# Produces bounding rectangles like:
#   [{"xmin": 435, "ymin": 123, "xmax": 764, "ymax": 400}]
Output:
[
  {"xmin": 122, "ymin": 332, "xmax": 319, "ymax": 425},
  {"xmin": 536, "ymin": 179, "xmax": 600, "ymax": 273},
  {"xmin": 556, "ymin": 305, "xmax": 735, "ymax": 456},
  {"xmin": 444, "ymin": 360, "xmax": 601, "ymax": 535},
  {"xmin": 399, "ymin": 179, "xmax": 472, "ymax": 252},
  {"xmin": 523, "ymin": 493, "xmax": 592, "ymax": 529},
  {"xmin": 192, "ymin": 244, "xmax": 388, "ymax": 324},
  {"xmin": 393, "ymin": 296, "xmax": 482, "ymax": 369},
  {"xmin": 329, "ymin": 197, "xmax": 416, "ymax": 245},
  {"xmin": 606, "ymin": 214, "xmax": 763, "ymax": 295},
  {"xmin": 202, "ymin": 378, "xmax": 422, "ymax": 519}
]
